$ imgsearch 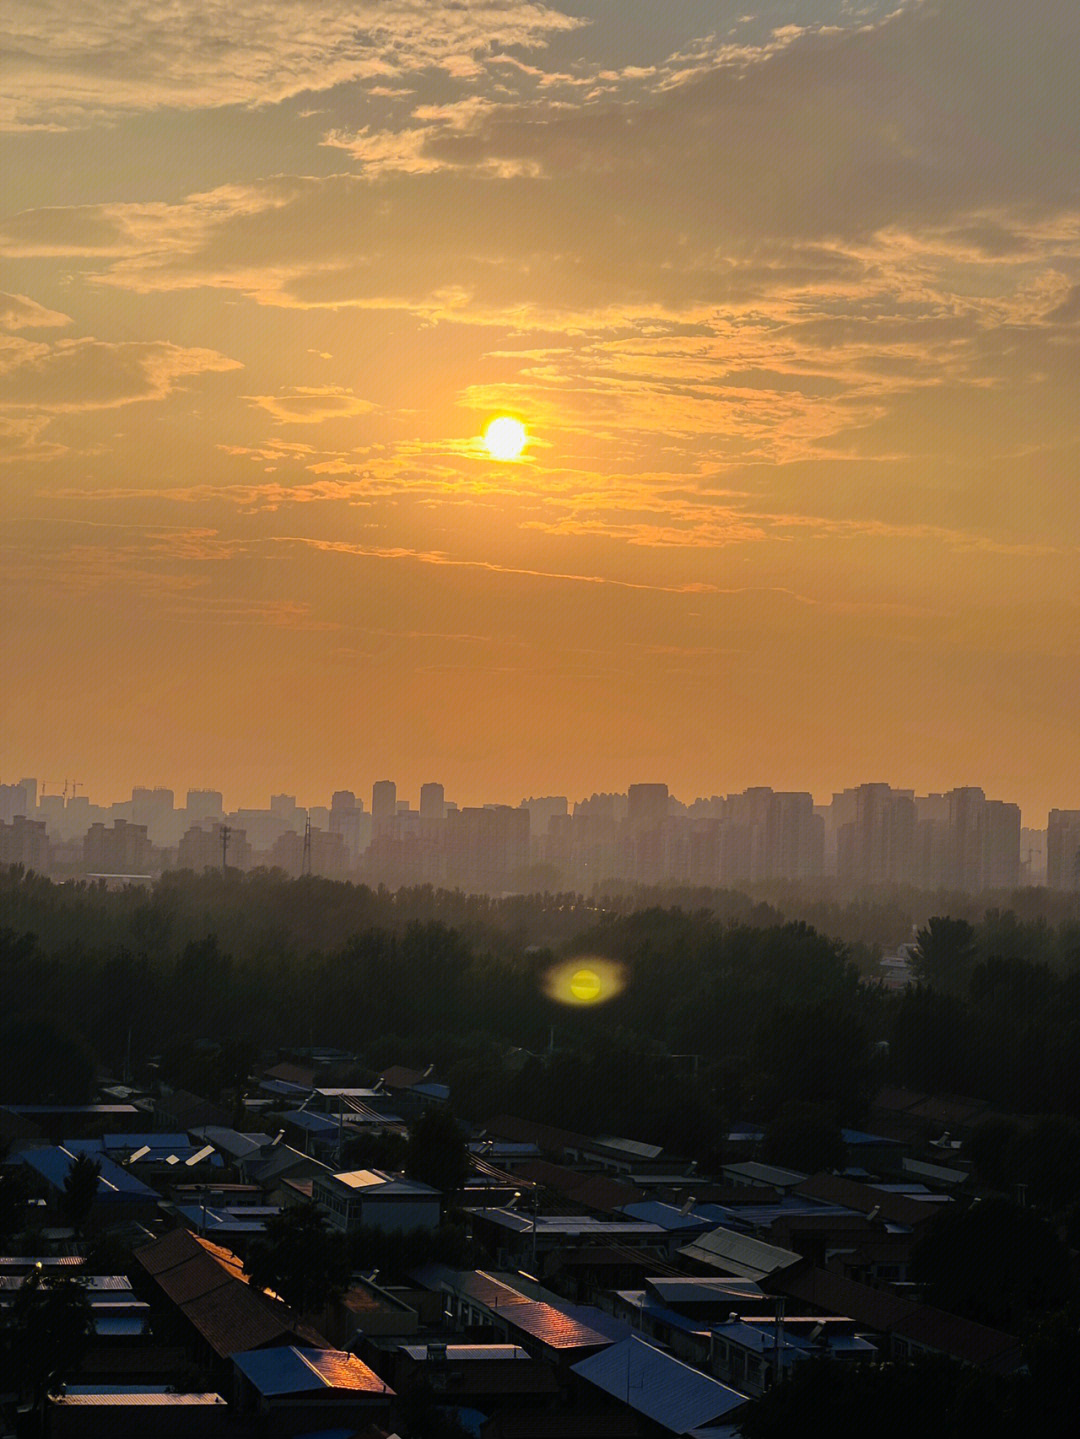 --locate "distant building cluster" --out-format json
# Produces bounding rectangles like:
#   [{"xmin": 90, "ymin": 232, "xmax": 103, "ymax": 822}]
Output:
[{"xmin": 0, "ymin": 774, "xmax": 1068, "ymax": 893}]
